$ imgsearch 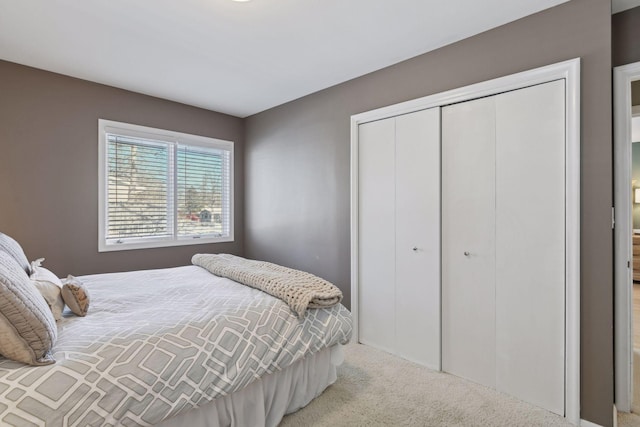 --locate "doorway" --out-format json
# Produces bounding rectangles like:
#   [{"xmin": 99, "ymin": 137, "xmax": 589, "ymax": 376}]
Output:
[
  {"xmin": 613, "ymin": 62, "xmax": 640, "ymax": 413},
  {"xmin": 632, "ymin": 121, "xmax": 640, "ymax": 414}
]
